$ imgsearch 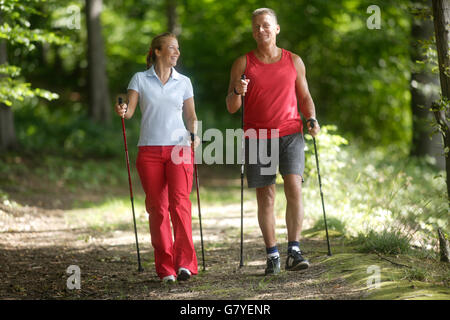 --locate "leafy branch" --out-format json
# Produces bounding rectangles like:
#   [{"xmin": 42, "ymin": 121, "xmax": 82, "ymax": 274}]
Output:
[{"xmin": 0, "ymin": 0, "xmax": 71, "ymax": 106}]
